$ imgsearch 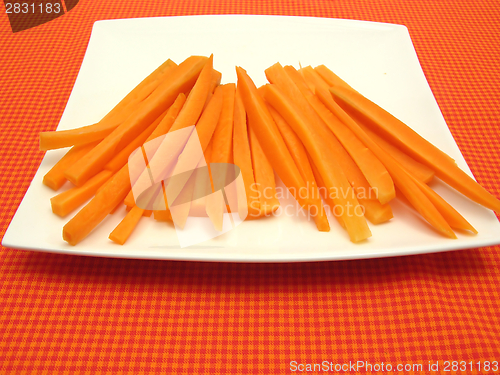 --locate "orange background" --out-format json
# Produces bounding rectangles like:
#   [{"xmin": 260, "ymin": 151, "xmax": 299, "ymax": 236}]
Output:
[{"xmin": 1, "ymin": 1, "xmax": 500, "ymax": 374}]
